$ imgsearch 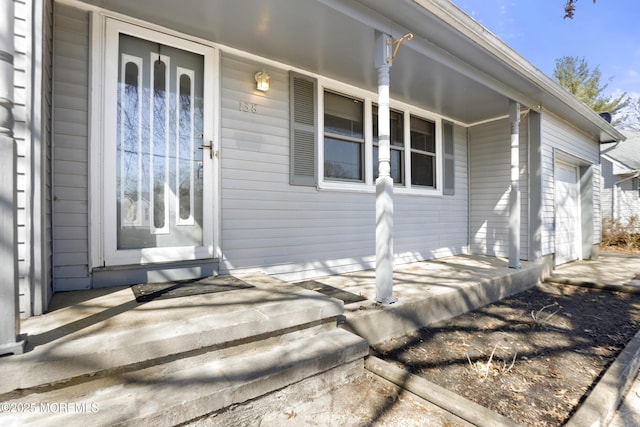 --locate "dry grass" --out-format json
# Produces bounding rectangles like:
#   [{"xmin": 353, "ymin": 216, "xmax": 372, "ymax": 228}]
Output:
[{"xmin": 601, "ymin": 216, "xmax": 640, "ymax": 253}]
